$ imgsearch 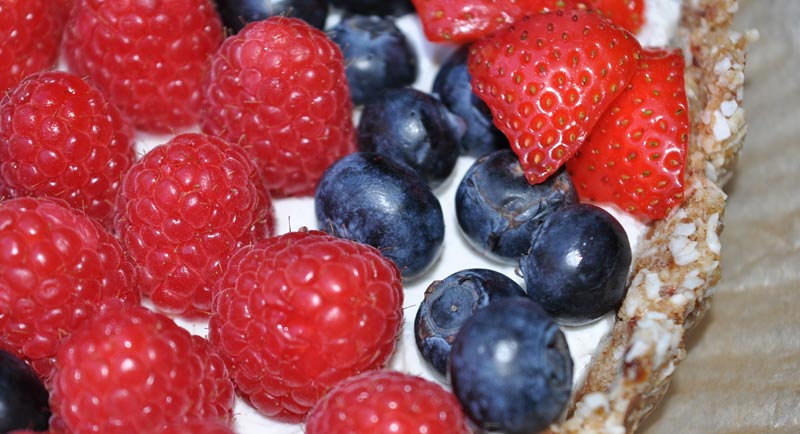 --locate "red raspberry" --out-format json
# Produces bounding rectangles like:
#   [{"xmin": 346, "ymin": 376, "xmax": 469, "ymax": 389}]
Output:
[
  {"xmin": 0, "ymin": 197, "xmax": 138, "ymax": 378},
  {"xmin": 0, "ymin": 0, "xmax": 66, "ymax": 92},
  {"xmin": 306, "ymin": 370, "xmax": 472, "ymax": 434},
  {"xmin": 49, "ymin": 304, "xmax": 235, "ymax": 434},
  {"xmin": 160, "ymin": 419, "xmax": 235, "ymax": 434},
  {"xmin": 200, "ymin": 17, "xmax": 357, "ymax": 197},
  {"xmin": 62, "ymin": 0, "xmax": 223, "ymax": 132},
  {"xmin": 208, "ymin": 229, "xmax": 404, "ymax": 423},
  {"xmin": 115, "ymin": 133, "xmax": 275, "ymax": 317},
  {"xmin": 0, "ymin": 71, "xmax": 135, "ymax": 229}
]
